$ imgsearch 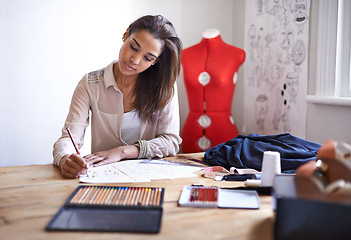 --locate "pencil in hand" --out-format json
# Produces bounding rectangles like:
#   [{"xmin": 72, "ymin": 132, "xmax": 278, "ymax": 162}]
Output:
[{"xmin": 66, "ymin": 127, "xmax": 80, "ymax": 155}]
